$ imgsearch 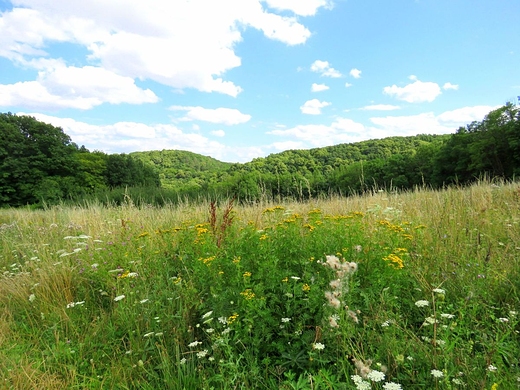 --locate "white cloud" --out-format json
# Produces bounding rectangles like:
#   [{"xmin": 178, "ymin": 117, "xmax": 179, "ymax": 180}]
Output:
[
  {"xmin": 300, "ymin": 99, "xmax": 331, "ymax": 115},
  {"xmin": 349, "ymin": 68, "xmax": 361, "ymax": 79},
  {"xmin": 360, "ymin": 104, "xmax": 401, "ymax": 111},
  {"xmin": 437, "ymin": 105, "xmax": 497, "ymax": 127},
  {"xmin": 211, "ymin": 130, "xmax": 226, "ymax": 137},
  {"xmin": 383, "ymin": 77, "xmax": 442, "ymax": 103},
  {"xmin": 169, "ymin": 106, "xmax": 251, "ymax": 125},
  {"xmin": 268, "ymin": 118, "xmax": 366, "ymax": 147},
  {"xmin": 442, "ymin": 82, "xmax": 459, "ymax": 90},
  {"xmin": 345, "ymin": 82, "xmax": 353, "ymax": 88},
  {"xmin": 0, "ymin": 65, "xmax": 158, "ymax": 109},
  {"xmin": 311, "ymin": 83, "xmax": 329, "ymax": 92},
  {"xmin": 310, "ymin": 60, "xmax": 342, "ymax": 78},
  {"xmin": 262, "ymin": 0, "xmax": 333, "ymax": 16},
  {"xmin": 0, "ymin": 0, "xmax": 321, "ymax": 102},
  {"xmin": 20, "ymin": 113, "xmax": 234, "ymax": 160}
]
